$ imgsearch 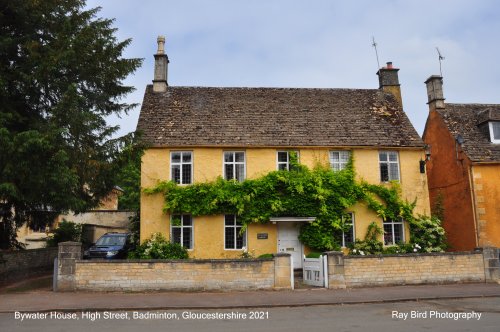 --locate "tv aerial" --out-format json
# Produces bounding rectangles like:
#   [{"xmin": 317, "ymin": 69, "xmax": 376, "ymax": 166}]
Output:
[
  {"xmin": 436, "ymin": 47, "xmax": 445, "ymax": 77},
  {"xmin": 372, "ymin": 36, "xmax": 381, "ymax": 70}
]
